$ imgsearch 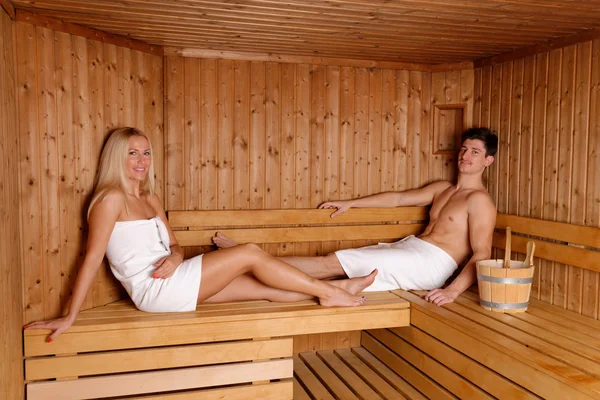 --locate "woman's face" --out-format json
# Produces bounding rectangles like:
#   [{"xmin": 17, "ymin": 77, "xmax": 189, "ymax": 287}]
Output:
[{"xmin": 126, "ymin": 135, "xmax": 151, "ymax": 182}]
